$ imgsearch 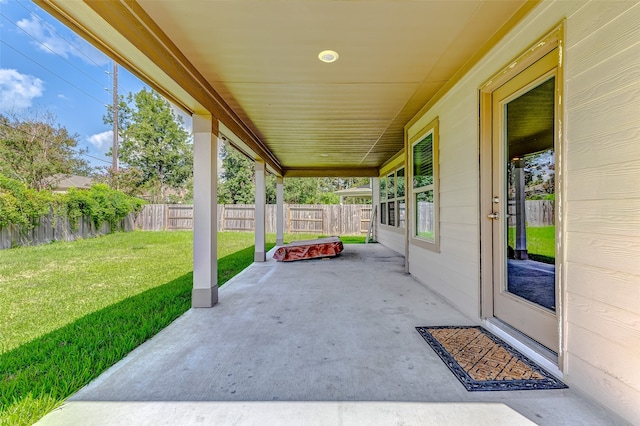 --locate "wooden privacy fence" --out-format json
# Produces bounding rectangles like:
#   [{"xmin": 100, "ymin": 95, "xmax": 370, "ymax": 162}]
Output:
[
  {"xmin": 0, "ymin": 212, "xmax": 136, "ymax": 250},
  {"xmin": 288, "ymin": 206, "xmax": 323, "ymax": 233},
  {"xmin": 507, "ymin": 200, "xmax": 555, "ymax": 226},
  {"xmin": 134, "ymin": 204, "xmax": 372, "ymax": 235},
  {"xmin": 167, "ymin": 205, "xmax": 194, "ymax": 230},
  {"xmin": 1, "ymin": 201, "xmax": 554, "ymax": 249},
  {"xmin": 135, "ymin": 201, "xmax": 554, "ymax": 234},
  {"xmin": 223, "ymin": 205, "xmax": 255, "ymax": 231}
]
